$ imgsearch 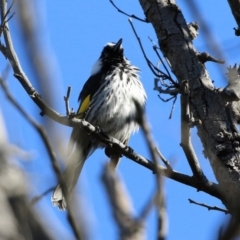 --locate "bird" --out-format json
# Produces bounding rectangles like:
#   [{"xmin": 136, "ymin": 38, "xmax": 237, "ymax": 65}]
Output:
[{"xmin": 51, "ymin": 38, "xmax": 147, "ymax": 210}]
